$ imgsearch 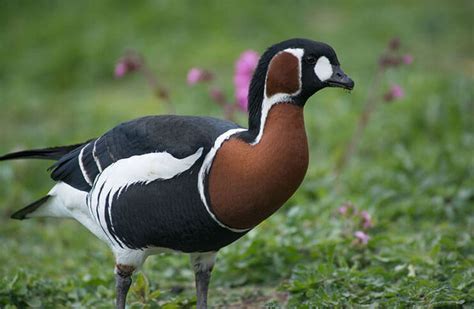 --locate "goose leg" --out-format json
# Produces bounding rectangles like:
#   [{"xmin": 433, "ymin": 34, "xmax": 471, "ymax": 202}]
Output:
[
  {"xmin": 115, "ymin": 264, "xmax": 135, "ymax": 309},
  {"xmin": 190, "ymin": 252, "xmax": 217, "ymax": 309}
]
